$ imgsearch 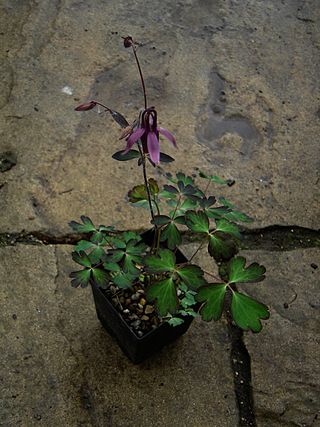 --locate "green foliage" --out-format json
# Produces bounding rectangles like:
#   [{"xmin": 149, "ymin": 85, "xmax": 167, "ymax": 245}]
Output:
[
  {"xmin": 185, "ymin": 210, "xmax": 209, "ymax": 233},
  {"xmin": 176, "ymin": 265, "xmax": 207, "ymax": 289},
  {"xmin": 208, "ymin": 233, "xmax": 237, "ymax": 261},
  {"xmin": 228, "ymin": 257, "xmax": 266, "ymax": 284},
  {"xmin": 69, "ymin": 216, "xmax": 96, "ymax": 233},
  {"xmin": 112, "ymin": 150, "xmax": 140, "ymax": 161},
  {"xmin": 197, "ymin": 284, "xmax": 228, "ymax": 321},
  {"xmin": 68, "ymin": 168, "xmax": 269, "ymax": 334},
  {"xmin": 231, "ymin": 292, "xmax": 269, "ymax": 333},
  {"xmin": 199, "ymin": 170, "xmax": 235, "ymax": 186},
  {"xmin": 147, "ymin": 277, "xmax": 178, "ymax": 316},
  {"xmin": 144, "ymin": 249, "xmax": 176, "ymax": 273}
]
